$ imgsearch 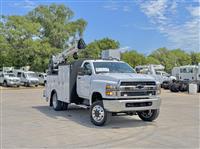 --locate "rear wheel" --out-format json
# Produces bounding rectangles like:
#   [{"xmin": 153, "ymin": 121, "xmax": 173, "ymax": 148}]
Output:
[
  {"xmin": 52, "ymin": 92, "xmax": 62, "ymax": 111},
  {"xmin": 137, "ymin": 109, "xmax": 159, "ymax": 121},
  {"xmin": 90, "ymin": 101, "xmax": 107, "ymax": 126},
  {"xmin": 179, "ymin": 83, "xmax": 187, "ymax": 92}
]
